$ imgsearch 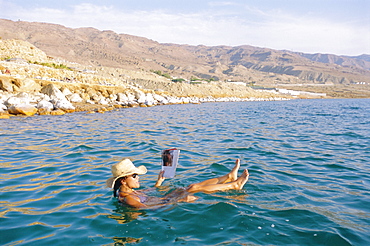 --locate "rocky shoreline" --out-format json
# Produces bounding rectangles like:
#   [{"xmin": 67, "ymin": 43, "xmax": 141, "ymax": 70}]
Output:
[
  {"xmin": 0, "ymin": 39, "xmax": 295, "ymax": 119},
  {"xmin": 0, "ymin": 72, "xmax": 291, "ymax": 119}
]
